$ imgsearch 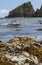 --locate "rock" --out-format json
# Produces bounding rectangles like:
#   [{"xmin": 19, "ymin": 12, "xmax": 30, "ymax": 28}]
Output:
[
  {"xmin": 8, "ymin": 37, "xmax": 36, "ymax": 44},
  {"xmin": 8, "ymin": 37, "xmax": 20, "ymax": 43},
  {"xmin": 39, "ymin": 41, "xmax": 42, "ymax": 44},
  {"xmin": 34, "ymin": 43, "xmax": 41, "ymax": 48},
  {"xmin": 24, "ymin": 63, "xmax": 29, "ymax": 65},
  {"xmin": 38, "ymin": 20, "xmax": 42, "ymax": 24},
  {"xmin": 5, "ymin": 54, "xmax": 12, "ymax": 59},
  {"xmin": 22, "ymin": 51, "xmax": 30, "ymax": 57},
  {"xmin": 34, "ymin": 6, "xmax": 42, "ymax": 17},
  {"xmin": 11, "ymin": 56, "xmax": 19, "ymax": 62},
  {"xmin": 14, "ymin": 46, "xmax": 21, "ymax": 53},
  {"xmin": 0, "ymin": 36, "xmax": 42, "ymax": 65},
  {"xmin": 30, "ymin": 55, "xmax": 39, "ymax": 64},
  {"xmin": 6, "ymin": 23, "xmax": 21, "ymax": 28},
  {"xmin": 0, "ymin": 40, "xmax": 3, "ymax": 43},
  {"xmin": 36, "ymin": 28, "xmax": 42, "ymax": 31},
  {"xmin": 19, "ymin": 55, "xmax": 26, "ymax": 64},
  {"xmin": 39, "ymin": 63, "xmax": 42, "ymax": 65},
  {"xmin": 24, "ymin": 55, "xmax": 39, "ymax": 65},
  {"xmin": 6, "ymin": 2, "xmax": 35, "ymax": 18},
  {"xmin": 23, "ymin": 46, "xmax": 37, "ymax": 55}
]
